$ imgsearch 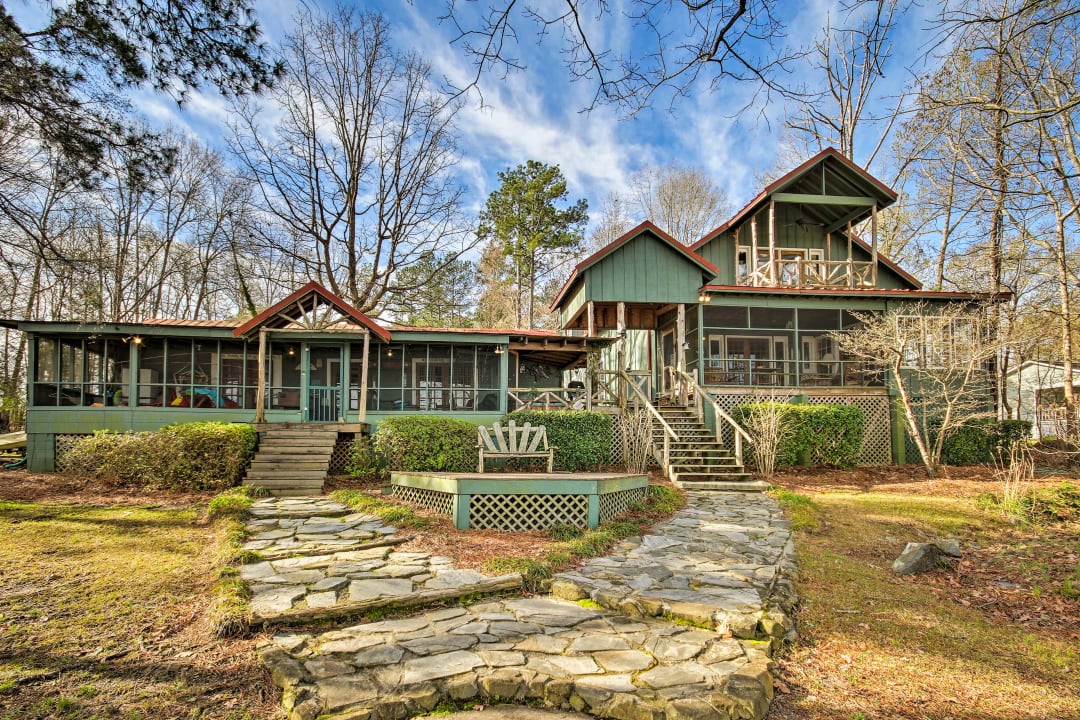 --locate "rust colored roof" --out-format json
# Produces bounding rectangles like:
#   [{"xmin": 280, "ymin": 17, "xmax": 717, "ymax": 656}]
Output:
[
  {"xmin": 232, "ymin": 281, "xmax": 390, "ymax": 341},
  {"xmin": 551, "ymin": 221, "xmax": 719, "ymax": 309},
  {"xmin": 390, "ymin": 326, "xmax": 595, "ymax": 341},
  {"xmin": 142, "ymin": 318, "xmax": 240, "ymax": 328},
  {"xmin": 698, "ymin": 285, "xmax": 1009, "ymax": 301}
]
